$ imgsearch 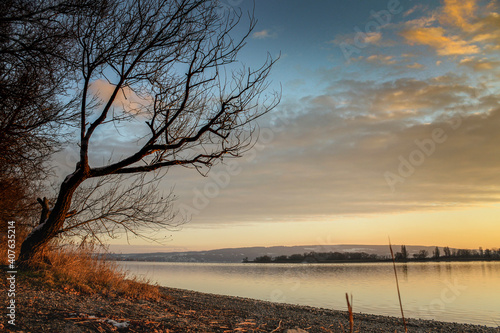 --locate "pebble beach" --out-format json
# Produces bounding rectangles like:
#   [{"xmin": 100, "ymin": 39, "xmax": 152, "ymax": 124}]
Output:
[{"xmin": 5, "ymin": 275, "xmax": 499, "ymax": 332}]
